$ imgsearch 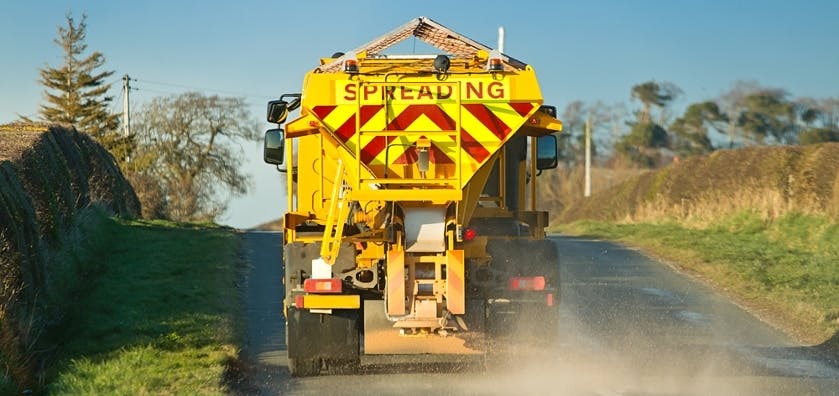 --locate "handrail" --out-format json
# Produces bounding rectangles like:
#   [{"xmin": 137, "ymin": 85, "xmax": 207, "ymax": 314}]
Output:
[
  {"xmin": 320, "ymin": 159, "xmax": 348, "ymax": 264},
  {"xmin": 351, "ymin": 80, "xmax": 464, "ymax": 201}
]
